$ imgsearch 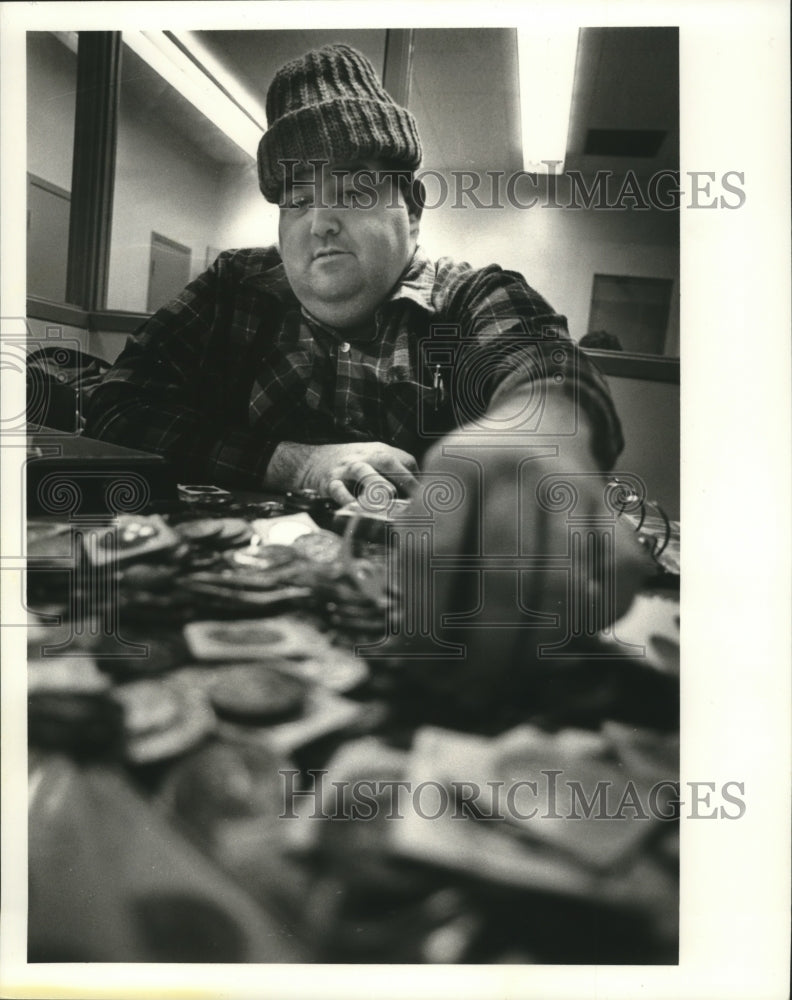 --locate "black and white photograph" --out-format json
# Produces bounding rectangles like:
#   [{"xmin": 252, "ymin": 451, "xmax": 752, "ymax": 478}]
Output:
[{"xmin": 0, "ymin": 1, "xmax": 789, "ymax": 998}]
